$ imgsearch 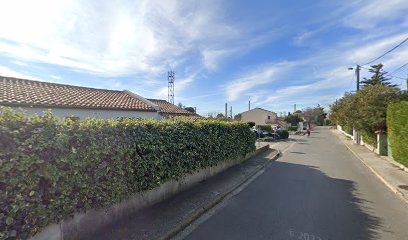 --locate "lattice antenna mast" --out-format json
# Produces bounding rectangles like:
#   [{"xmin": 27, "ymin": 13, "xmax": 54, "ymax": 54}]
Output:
[{"xmin": 168, "ymin": 71, "xmax": 175, "ymax": 104}]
